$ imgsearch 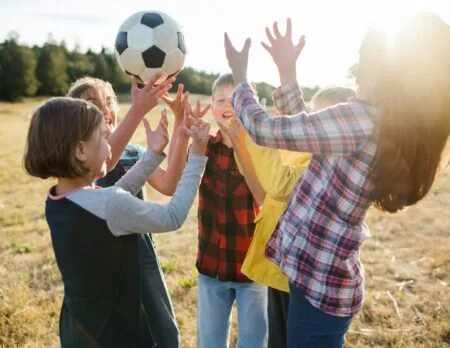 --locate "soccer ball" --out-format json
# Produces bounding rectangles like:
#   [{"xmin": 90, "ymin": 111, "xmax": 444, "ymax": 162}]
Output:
[{"xmin": 114, "ymin": 11, "xmax": 186, "ymax": 85}]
